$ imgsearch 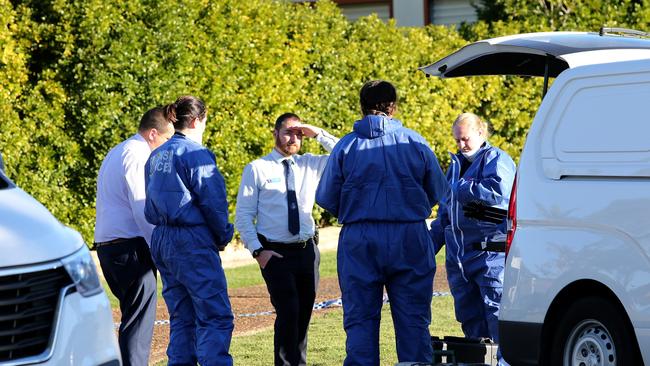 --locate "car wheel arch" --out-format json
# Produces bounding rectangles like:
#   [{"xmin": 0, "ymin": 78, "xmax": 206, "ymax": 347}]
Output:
[{"xmin": 539, "ymin": 279, "xmax": 641, "ymax": 365}]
